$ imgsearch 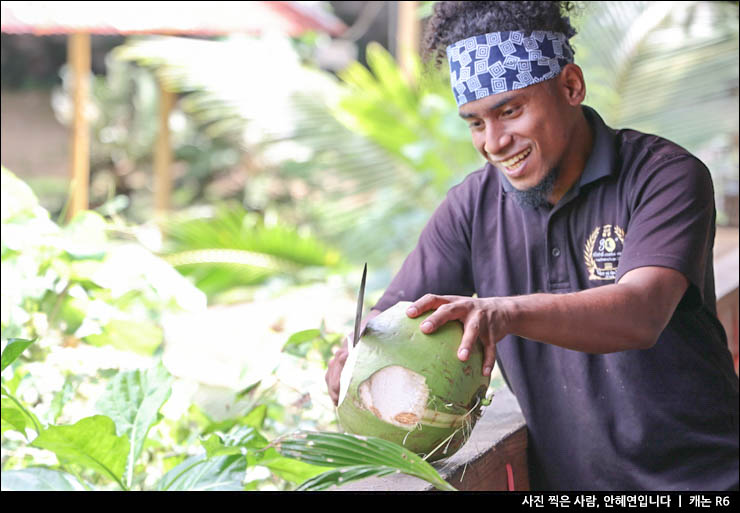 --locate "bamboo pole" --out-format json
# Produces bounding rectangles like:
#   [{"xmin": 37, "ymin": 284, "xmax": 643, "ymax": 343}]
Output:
[
  {"xmin": 397, "ymin": 1, "xmax": 420, "ymax": 84},
  {"xmin": 154, "ymin": 79, "xmax": 176, "ymax": 215},
  {"xmin": 67, "ymin": 32, "xmax": 91, "ymax": 221}
]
